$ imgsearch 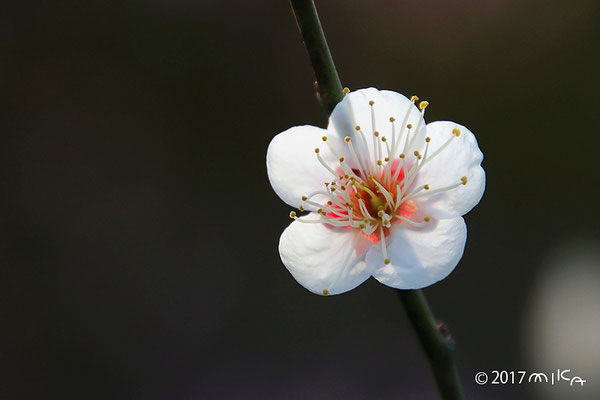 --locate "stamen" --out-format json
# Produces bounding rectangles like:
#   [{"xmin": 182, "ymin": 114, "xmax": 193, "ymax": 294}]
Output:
[
  {"xmin": 408, "ymin": 179, "xmax": 466, "ymax": 200},
  {"xmin": 389, "ymin": 159, "xmax": 407, "ymax": 197},
  {"xmin": 389, "ymin": 117, "xmax": 396, "ymax": 155},
  {"xmin": 394, "ymin": 184, "xmax": 403, "ymax": 211},
  {"xmin": 344, "ymin": 137, "xmax": 368, "ymax": 179},
  {"xmin": 421, "ymin": 137, "xmax": 431, "ymax": 163},
  {"xmin": 370, "ymin": 105, "xmax": 381, "ymax": 164},
  {"xmin": 406, "ymin": 106, "xmax": 427, "ymax": 153},
  {"xmin": 315, "ymin": 150, "xmax": 339, "ymax": 178},
  {"xmin": 291, "ymin": 214, "xmax": 324, "ymax": 224},
  {"xmin": 325, "ymin": 206, "xmax": 351, "ymax": 220},
  {"xmin": 305, "ymin": 200, "xmax": 326, "ymax": 209},
  {"xmin": 371, "ymin": 179, "xmax": 396, "ymax": 208},
  {"xmin": 352, "ymin": 181, "xmax": 378, "ymax": 199},
  {"xmin": 401, "ymin": 184, "xmax": 430, "ymax": 202},
  {"xmin": 400, "ymin": 124, "xmax": 412, "ymax": 156},
  {"xmin": 421, "ymin": 133, "xmax": 456, "ymax": 166},
  {"xmin": 397, "ymin": 215, "xmax": 427, "ymax": 227},
  {"xmin": 358, "ymin": 199, "xmax": 375, "ymax": 220},
  {"xmin": 380, "ymin": 226, "xmax": 390, "ymax": 265},
  {"xmin": 392, "ymin": 99, "xmax": 415, "ymax": 156},
  {"xmin": 355, "ymin": 125, "xmax": 374, "ymax": 171}
]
